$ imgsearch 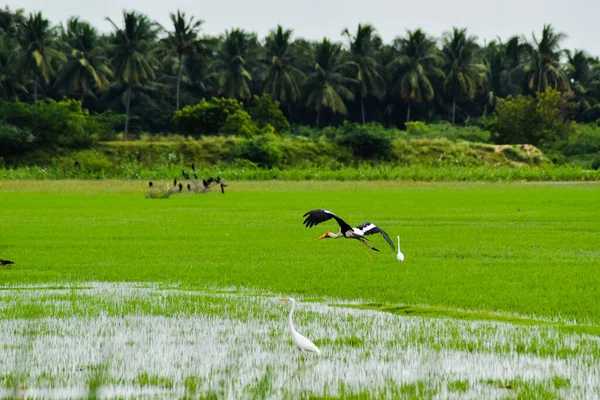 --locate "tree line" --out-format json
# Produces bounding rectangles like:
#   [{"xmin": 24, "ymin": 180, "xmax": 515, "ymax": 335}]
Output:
[{"xmin": 1, "ymin": 6, "xmax": 598, "ymax": 137}]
